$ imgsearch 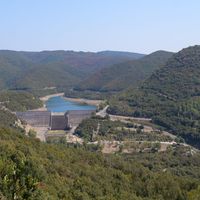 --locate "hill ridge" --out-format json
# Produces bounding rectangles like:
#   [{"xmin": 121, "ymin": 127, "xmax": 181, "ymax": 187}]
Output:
[{"xmin": 76, "ymin": 50, "xmax": 173, "ymax": 91}]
